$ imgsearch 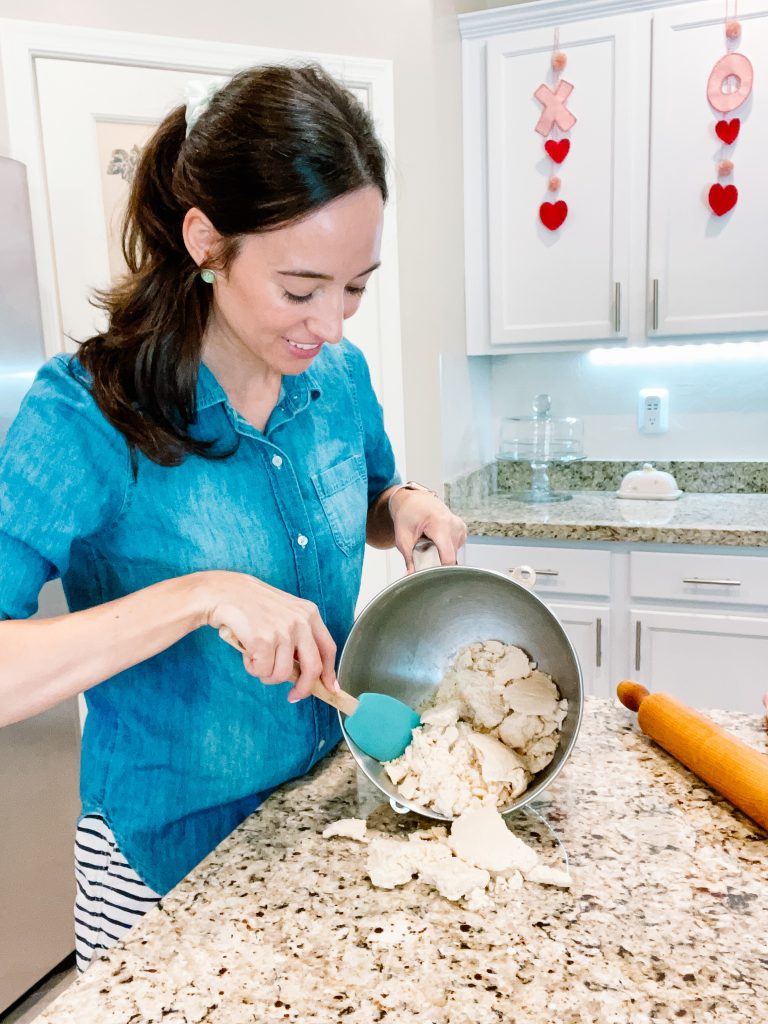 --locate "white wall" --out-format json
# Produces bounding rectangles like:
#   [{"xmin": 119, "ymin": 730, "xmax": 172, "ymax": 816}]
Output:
[
  {"xmin": 0, "ymin": 0, "xmax": 485, "ymax": 490},
  {"xmin": 483, "ymin": 347, "xmax": 768, "ymax": 464}
]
